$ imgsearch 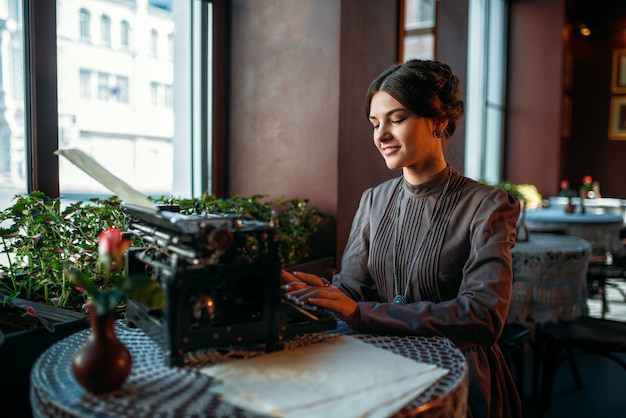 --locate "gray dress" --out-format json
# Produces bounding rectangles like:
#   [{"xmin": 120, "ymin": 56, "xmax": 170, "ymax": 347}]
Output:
[{"xmin": 334, "ymin": 166, "xmax": 522, "ymax": 418}]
